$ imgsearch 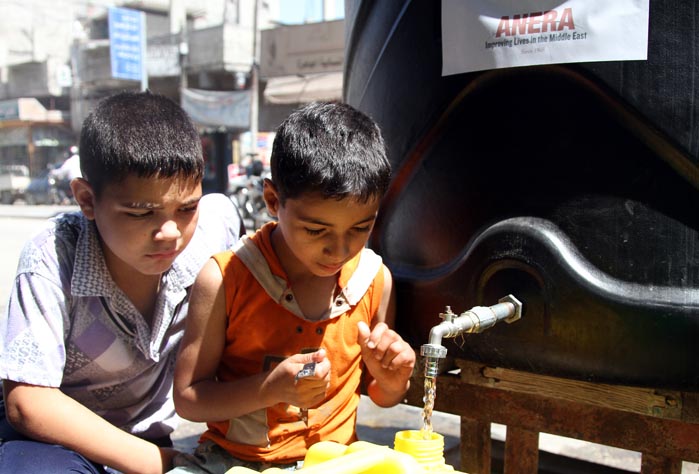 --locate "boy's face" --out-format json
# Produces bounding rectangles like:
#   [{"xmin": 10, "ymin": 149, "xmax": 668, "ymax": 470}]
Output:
[
  {"xmin": 265, "ymin": 183, "xmax": 381, "ymax": 278},
  {"xmin": 75, "ymin": 174, "xmax": 202, "ymax": 279}
]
